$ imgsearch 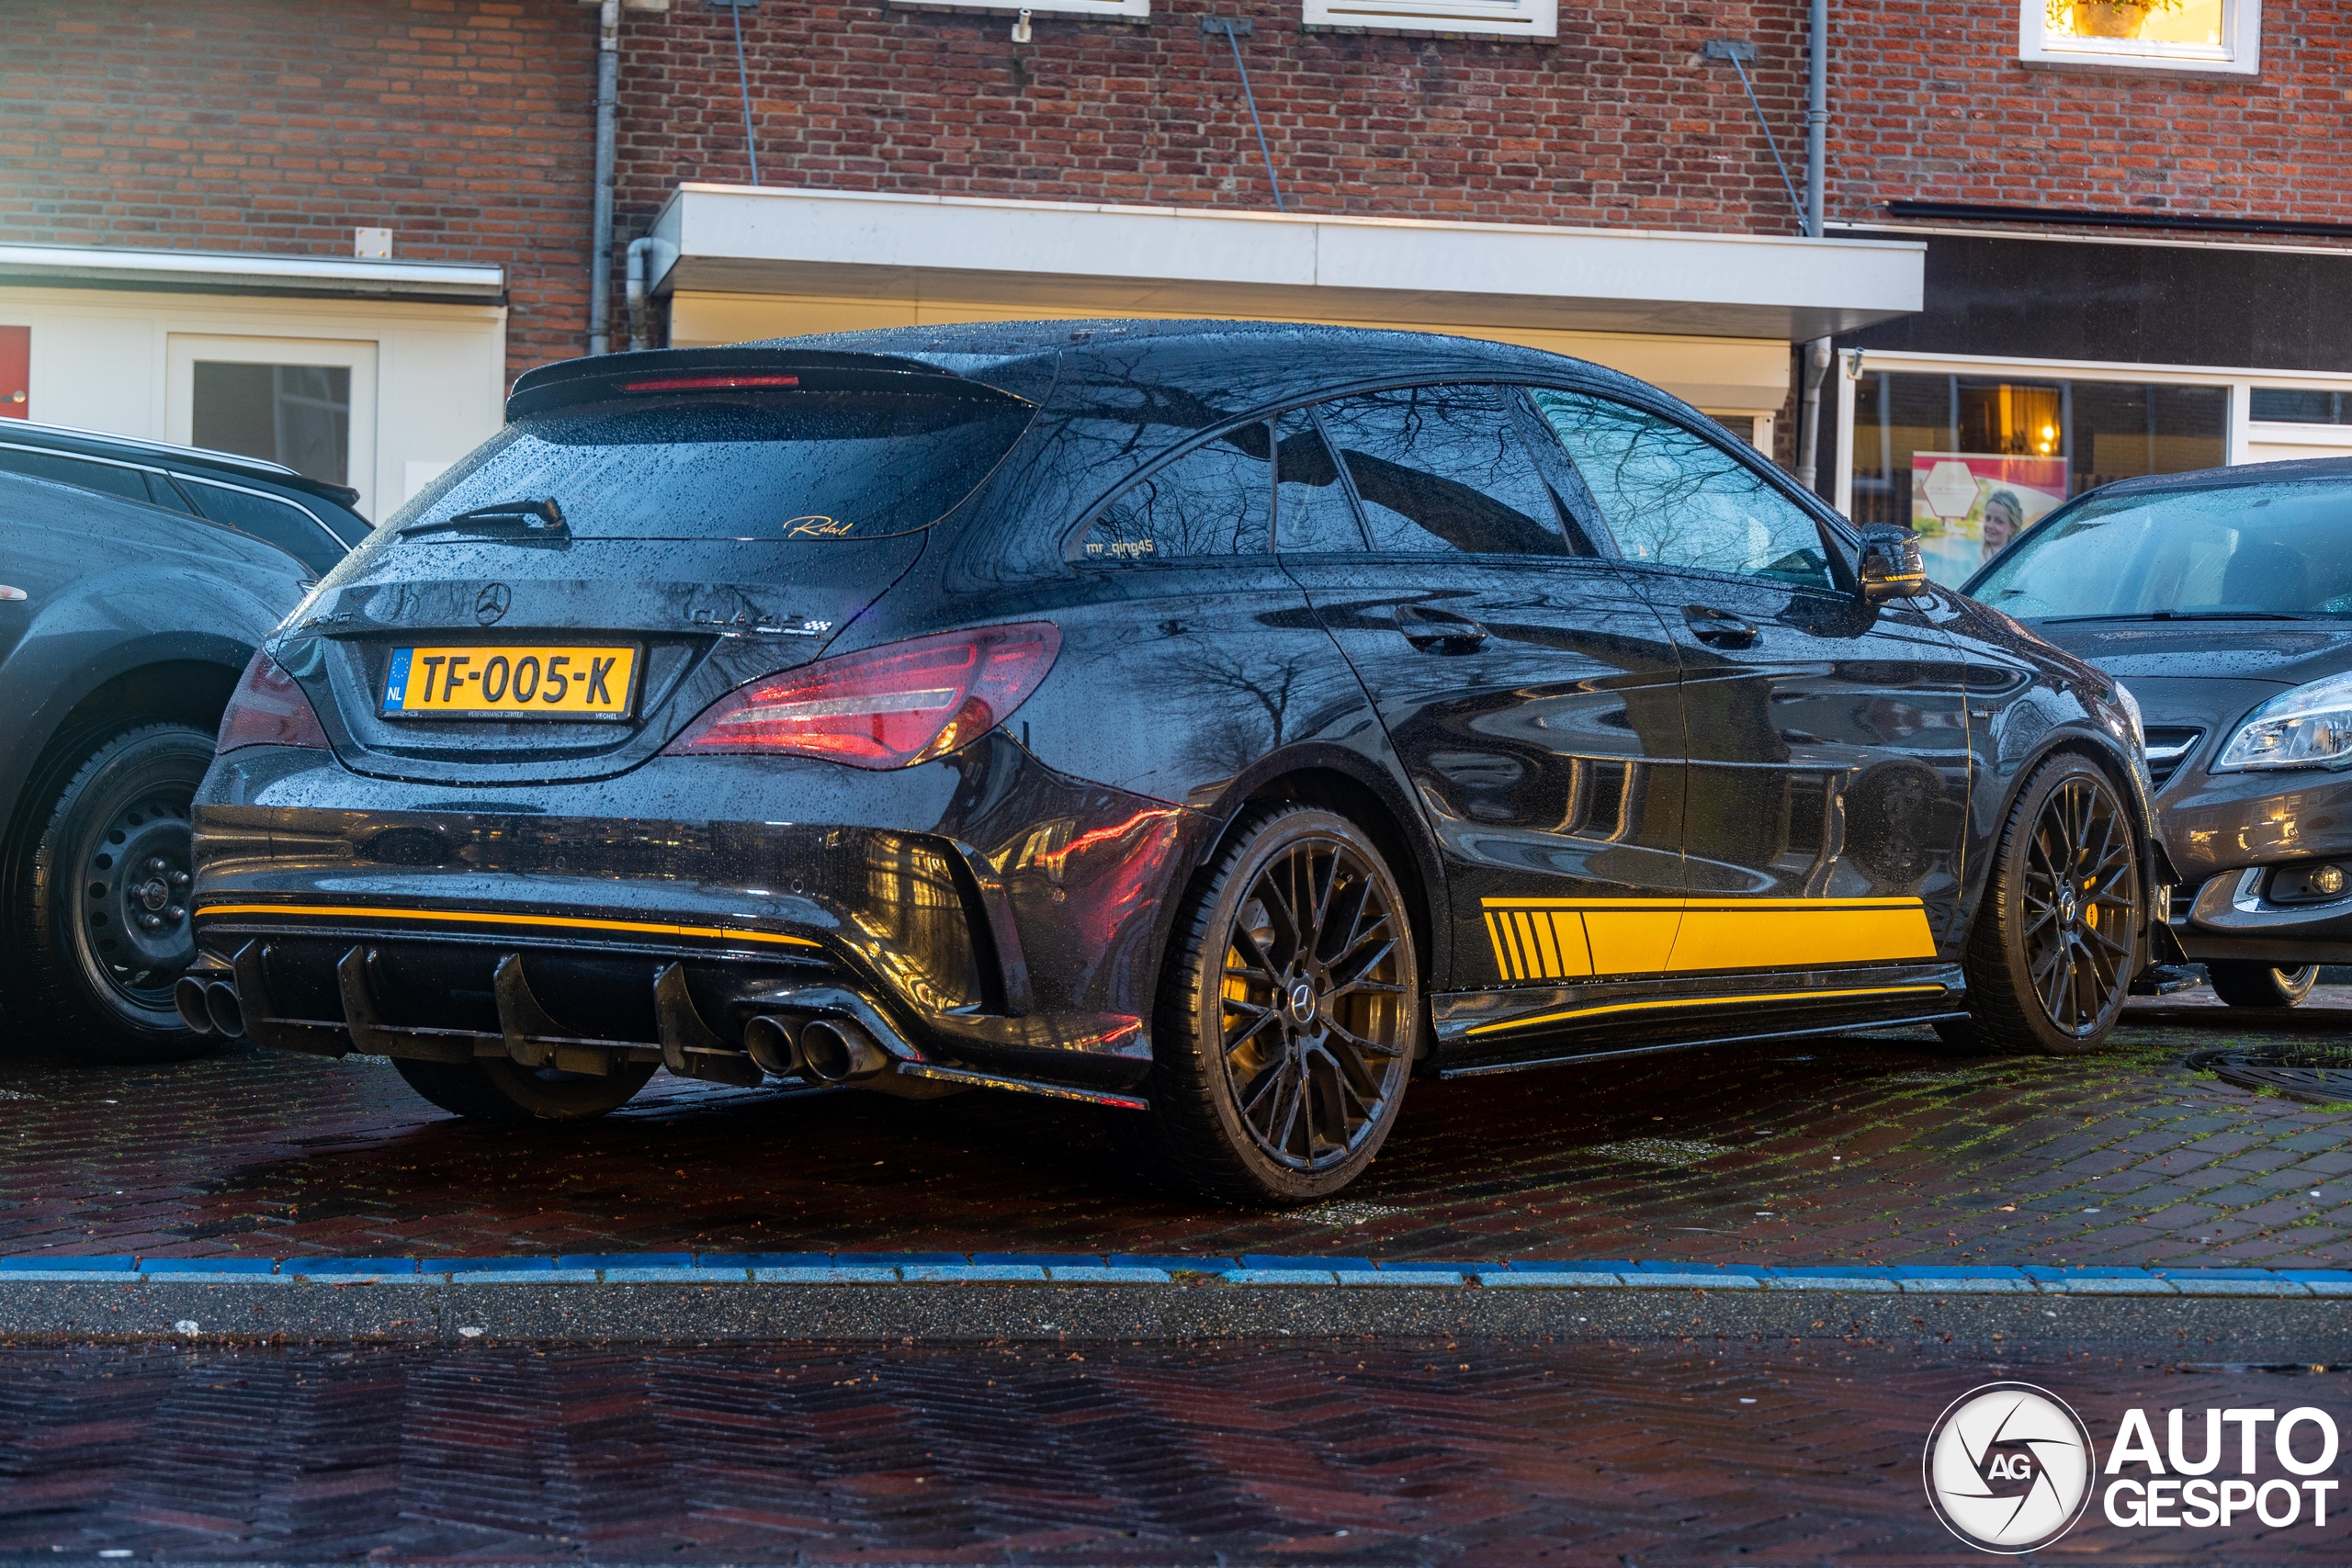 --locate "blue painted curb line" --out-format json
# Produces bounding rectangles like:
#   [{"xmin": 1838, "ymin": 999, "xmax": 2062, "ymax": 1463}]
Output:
[{"xmin": 0, "ymin": 1254, "xmax": 2345, "ymax": 1298}]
